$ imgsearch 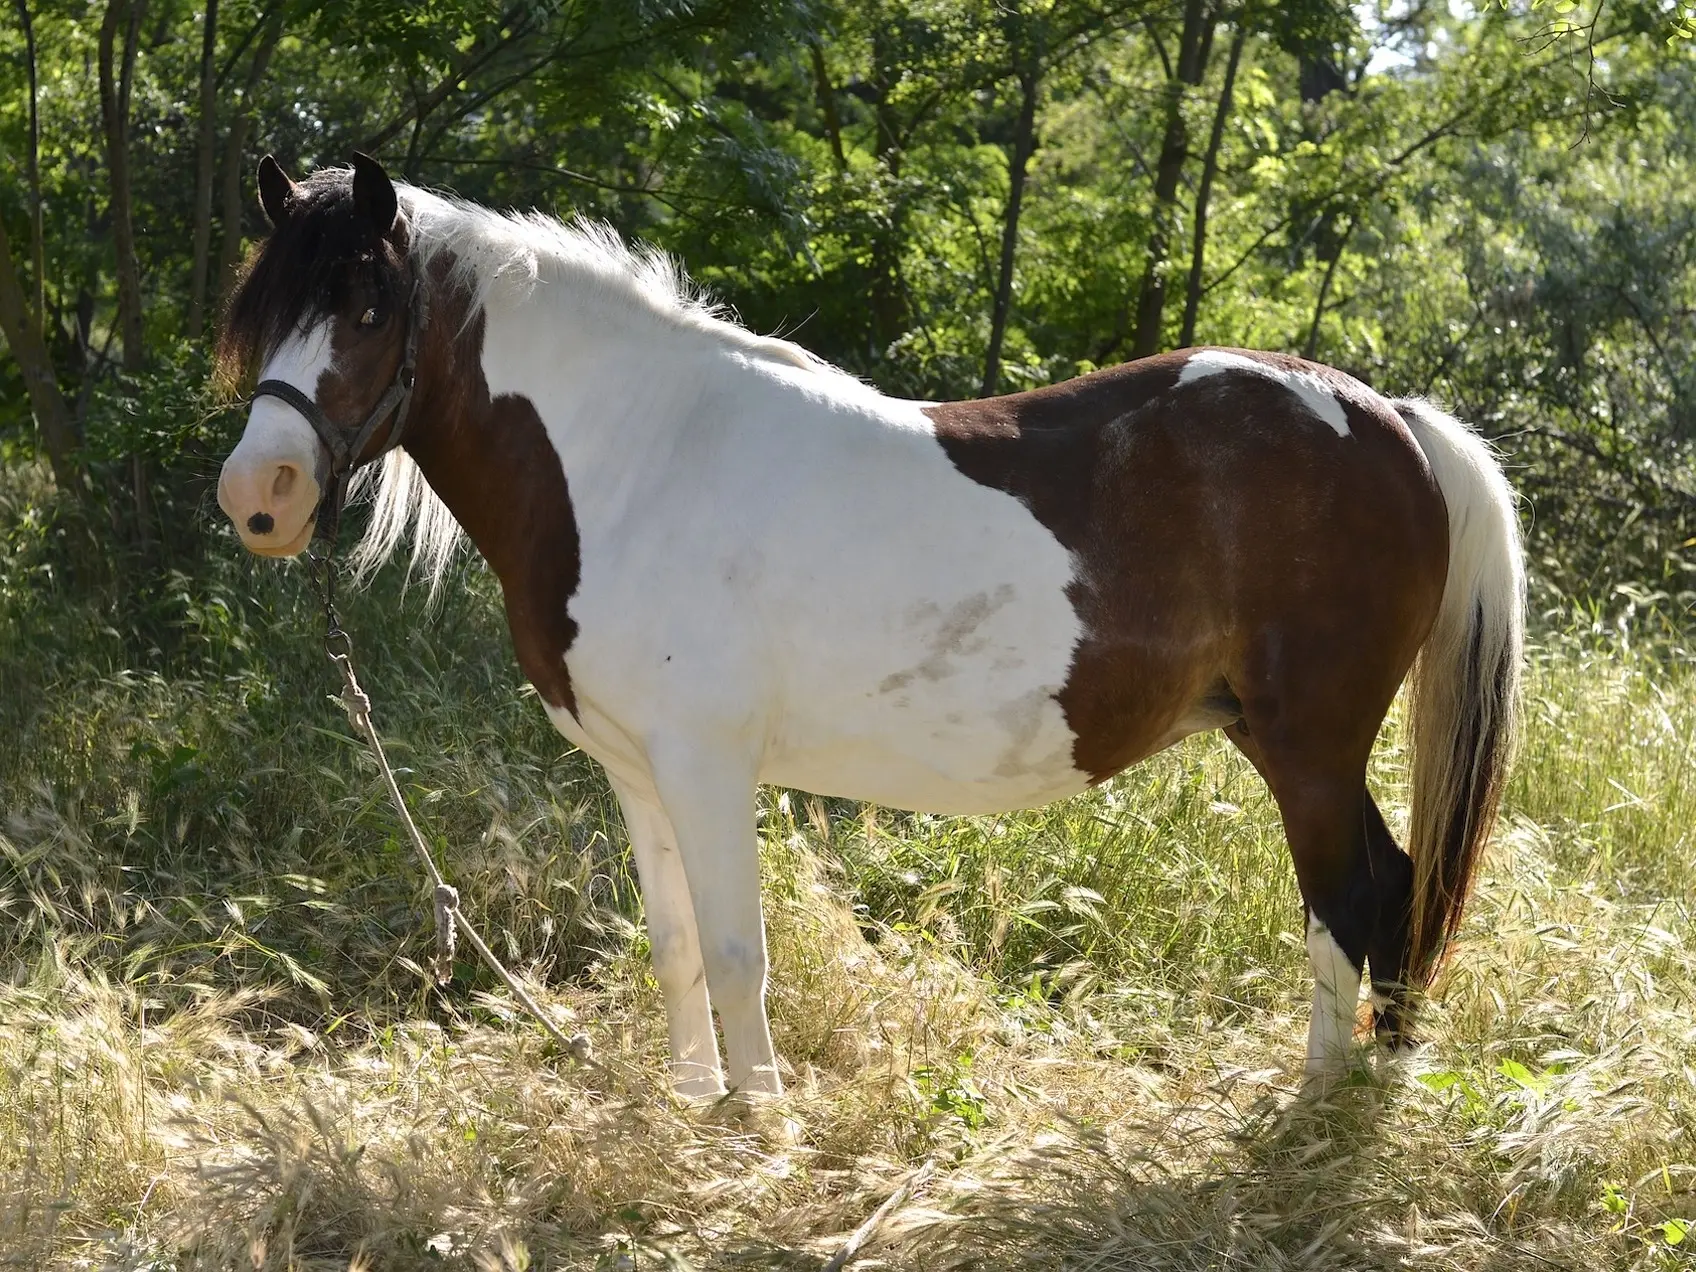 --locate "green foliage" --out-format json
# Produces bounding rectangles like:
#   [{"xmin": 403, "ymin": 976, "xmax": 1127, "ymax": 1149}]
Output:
[{"xmin": 2, "ymin": 0, "xmax": 1694, "ymax": 601}]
